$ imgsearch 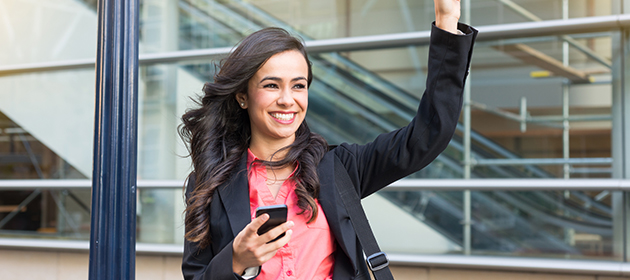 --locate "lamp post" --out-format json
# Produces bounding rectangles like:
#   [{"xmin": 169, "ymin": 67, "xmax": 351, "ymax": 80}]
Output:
[{"xmin": 89, "ymin": 0, "xmax": 140, "ymax": 279}]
